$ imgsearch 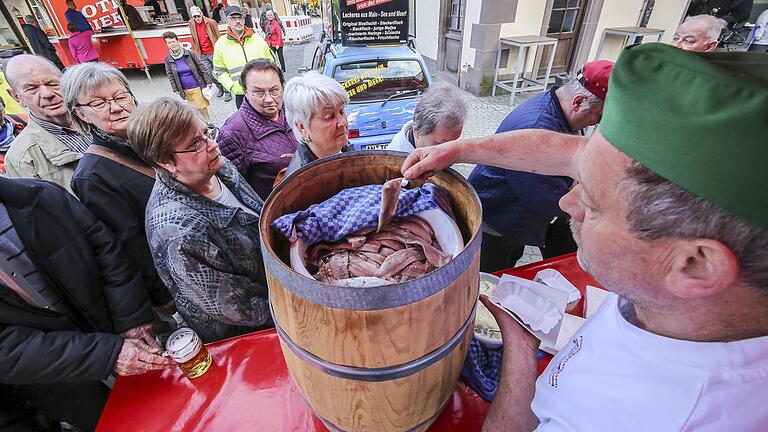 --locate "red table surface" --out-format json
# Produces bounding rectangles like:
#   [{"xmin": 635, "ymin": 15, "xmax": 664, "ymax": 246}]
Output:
[{"xmin": 97, "ymin": 253, "xmax": 597, "ymax": 431}]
